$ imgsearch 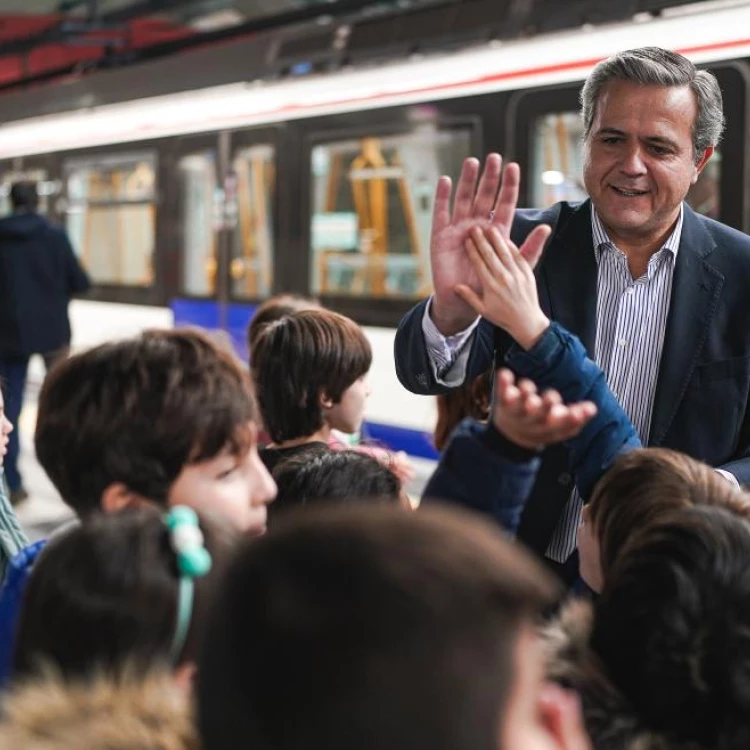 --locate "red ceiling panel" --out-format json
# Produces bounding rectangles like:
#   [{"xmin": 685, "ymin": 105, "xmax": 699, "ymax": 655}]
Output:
[{"xmin": 0, "ymin": 12, "xmax": 195, "ymax": 88}]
